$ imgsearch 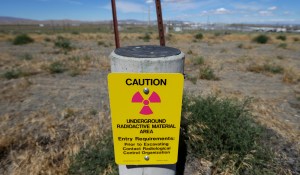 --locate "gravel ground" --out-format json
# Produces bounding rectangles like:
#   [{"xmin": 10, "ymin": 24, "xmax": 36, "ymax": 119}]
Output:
[{"xmin": 0, "ymin": 33, "xmax": 299, "ymax": 174}]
